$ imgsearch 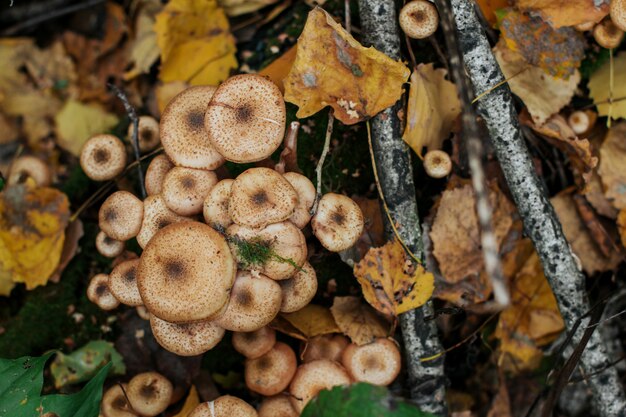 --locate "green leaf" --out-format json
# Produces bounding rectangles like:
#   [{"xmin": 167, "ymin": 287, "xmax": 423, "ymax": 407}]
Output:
[{"xmin": 301, "ymin": 383, "xmax": 436, "ymax": 417}]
